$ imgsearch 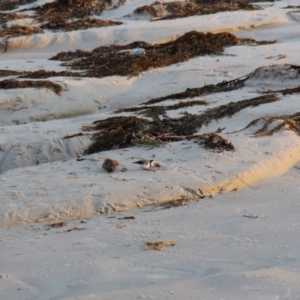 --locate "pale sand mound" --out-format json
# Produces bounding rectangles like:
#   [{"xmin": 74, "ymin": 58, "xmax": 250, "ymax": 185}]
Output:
[{"xmin": 1, "ymin": 130, "xmax": 300, "ymax": 227}]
